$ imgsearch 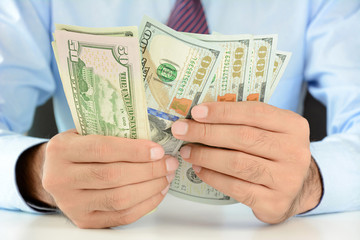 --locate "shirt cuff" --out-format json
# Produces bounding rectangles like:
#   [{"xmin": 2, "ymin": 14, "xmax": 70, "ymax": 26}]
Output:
[
  {"xmin": 0, "ymin": 132, "xmax": 48, "ymax": 213},
  {"xmin": 302, "ymin": 133, "xmax": 360, "ymax": 215}
]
